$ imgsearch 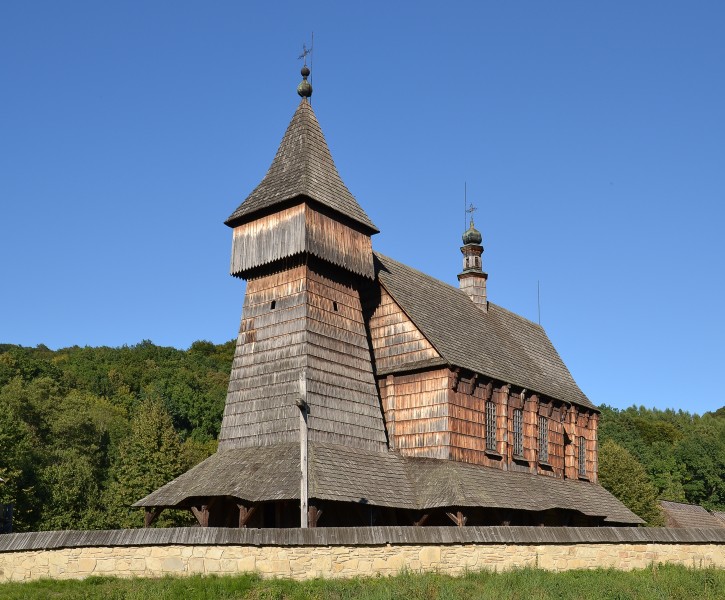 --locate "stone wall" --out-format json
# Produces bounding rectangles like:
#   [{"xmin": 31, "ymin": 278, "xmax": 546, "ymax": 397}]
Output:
[{"xmin": 1, "ymin": 527, "xmax": 723, "ymax": 583}]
